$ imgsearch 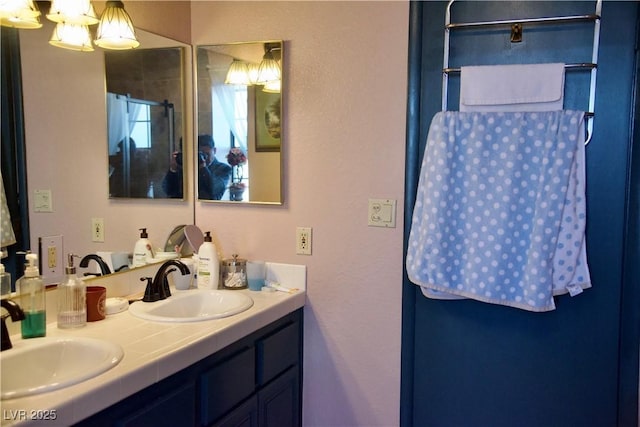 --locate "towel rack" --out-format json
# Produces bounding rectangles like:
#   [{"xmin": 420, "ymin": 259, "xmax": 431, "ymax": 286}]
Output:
[{"xmin": 442, "ymin": 0, "xmax": 602, "ymax": 144}]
